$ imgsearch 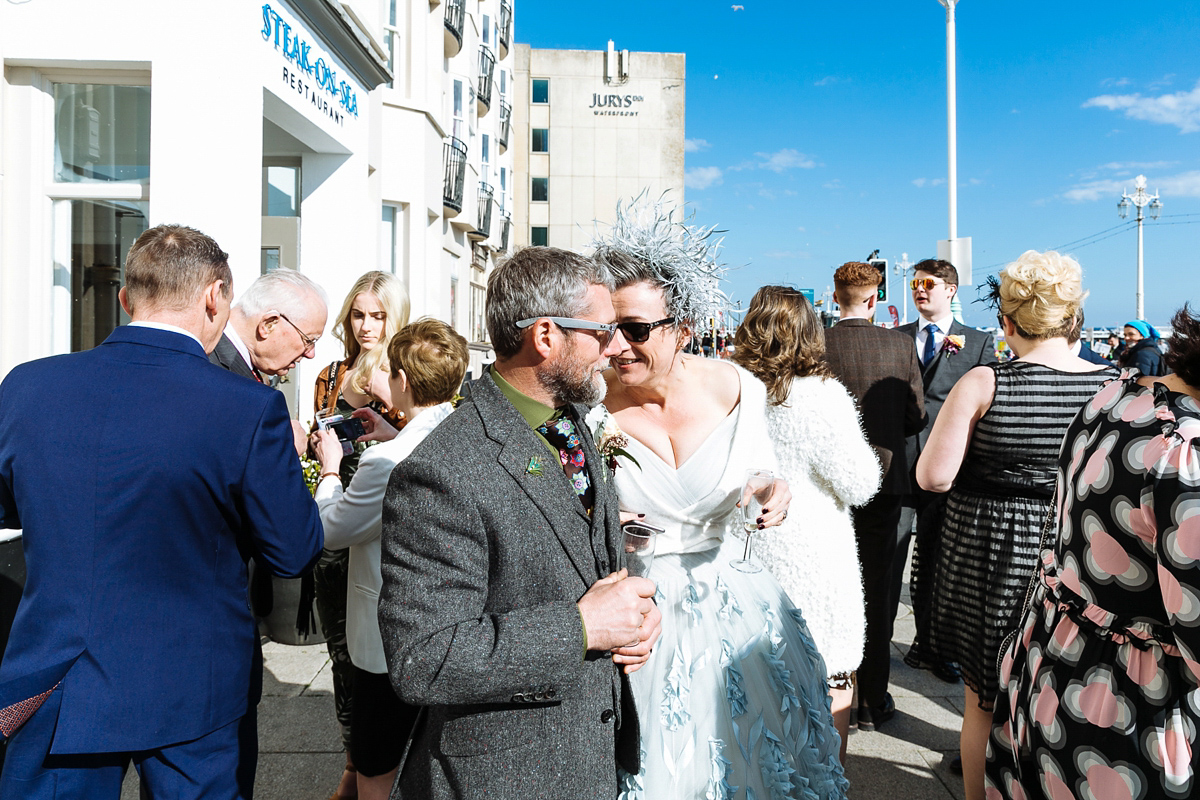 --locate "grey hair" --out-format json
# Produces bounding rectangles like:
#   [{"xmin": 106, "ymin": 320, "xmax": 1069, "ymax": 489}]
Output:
[
  {"xmin": 589, "ymin": 192, "xmax": 728, "ymax": 325},
  {"xmin": 235, "ymin": 268, "xmax": 329, "ymax": 320},
  {"xmin": 486, "ymin": 246, "xmax": 615, "ymax": 360}
]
